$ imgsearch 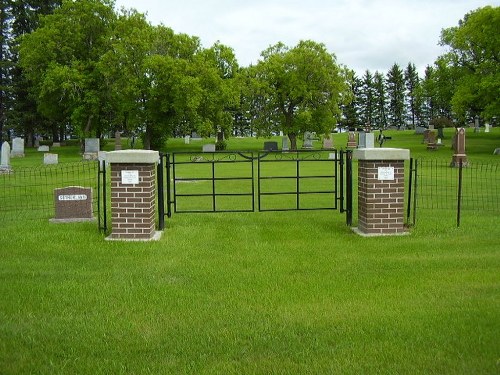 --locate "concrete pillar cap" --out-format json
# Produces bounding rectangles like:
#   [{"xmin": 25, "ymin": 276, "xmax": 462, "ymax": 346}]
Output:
[
  {"xmin": 353, "ymin": 148, "xmax": 410, "ymax": 161},
  {"xmin": 106, "ymin": 150, "xmax": 160, "ymax": 164}
]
